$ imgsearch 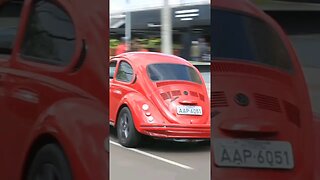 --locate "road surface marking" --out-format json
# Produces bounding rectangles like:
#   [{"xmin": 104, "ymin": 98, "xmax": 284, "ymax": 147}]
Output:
[{"xmin": 110, "ymin": 140, "xmax": 194, "ymax": 170}]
